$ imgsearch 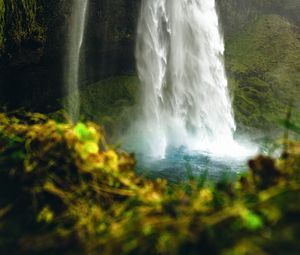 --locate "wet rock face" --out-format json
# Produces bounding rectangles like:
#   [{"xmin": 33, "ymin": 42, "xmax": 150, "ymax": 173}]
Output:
[
  {"xmin": 0, "ymin": 0, "xmax": 64, "ymax": 111},
  {"xmin": 82, "ymin": 0, "xmax": 140, "ymax": 84},
  {"xmin": 0, "ymin": 0, "xmax": 141, "ymax": 111}
]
